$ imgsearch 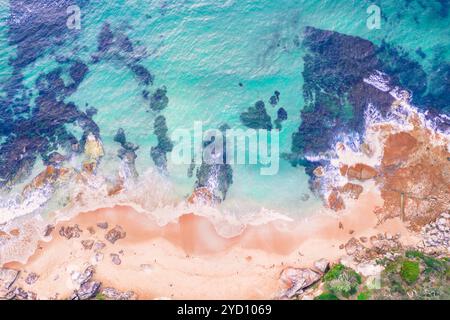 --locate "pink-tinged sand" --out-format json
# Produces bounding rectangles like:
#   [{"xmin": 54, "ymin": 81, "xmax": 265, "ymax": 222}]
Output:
[{"xmin": 4, "ymin": 191, "xmax": 418, "ymax": 300}]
